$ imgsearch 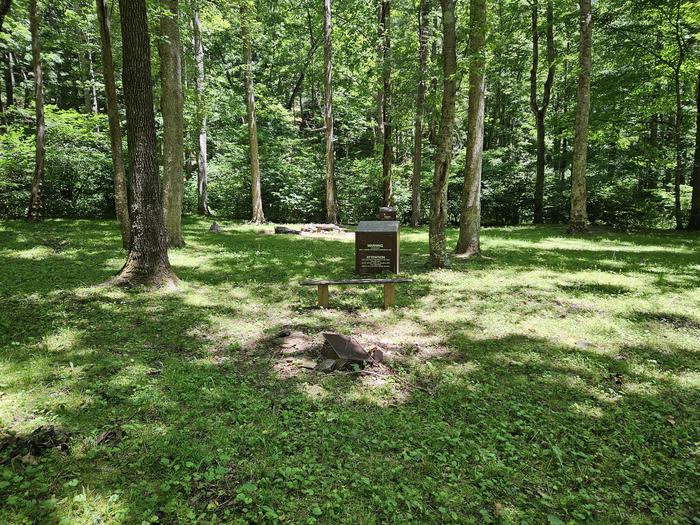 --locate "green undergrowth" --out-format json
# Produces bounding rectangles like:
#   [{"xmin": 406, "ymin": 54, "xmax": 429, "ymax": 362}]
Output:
[{"xmin": 0, "ymin": 218, "xmax": 698, "ymax": 524}]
